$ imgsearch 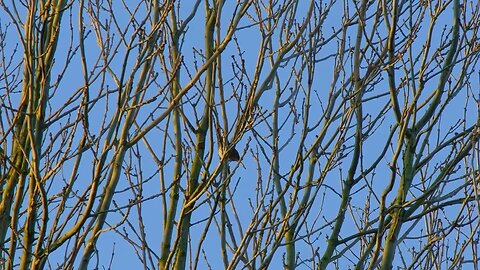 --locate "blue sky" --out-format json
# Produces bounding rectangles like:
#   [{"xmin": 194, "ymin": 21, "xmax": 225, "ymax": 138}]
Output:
[{"xmin": 1, "ymin": 1, "xmax": 479, "ymax": 269}]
